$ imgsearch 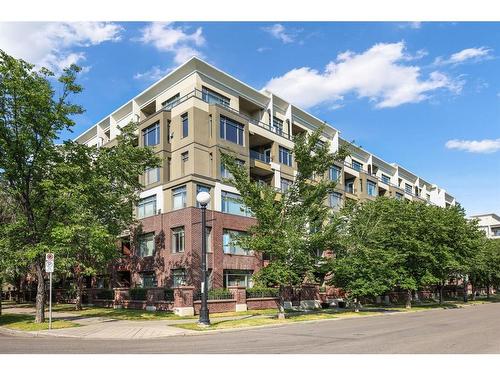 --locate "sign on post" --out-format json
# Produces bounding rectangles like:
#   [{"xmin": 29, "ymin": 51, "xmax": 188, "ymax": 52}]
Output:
[{"xmin": 45, "ymin": 253, "xmax": 54, "ymax": 330}]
